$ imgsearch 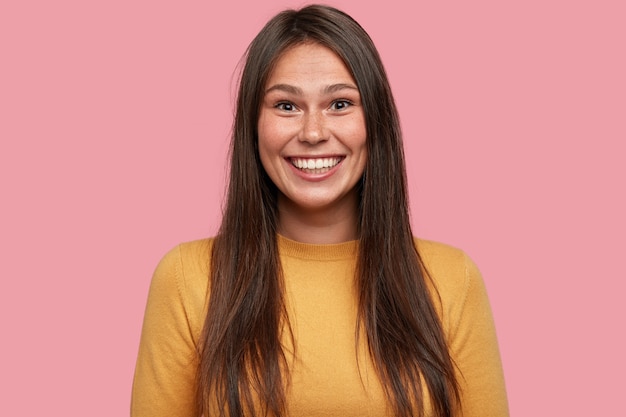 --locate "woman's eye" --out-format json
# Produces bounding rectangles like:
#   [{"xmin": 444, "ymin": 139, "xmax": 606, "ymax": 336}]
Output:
[
  {"xmin": 276, "ymin": 102, "xmax": 296, "ymax": 112},
  {"xmin": 331, "ymin": 100, "xmax": 352, "ymax": 110}
]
